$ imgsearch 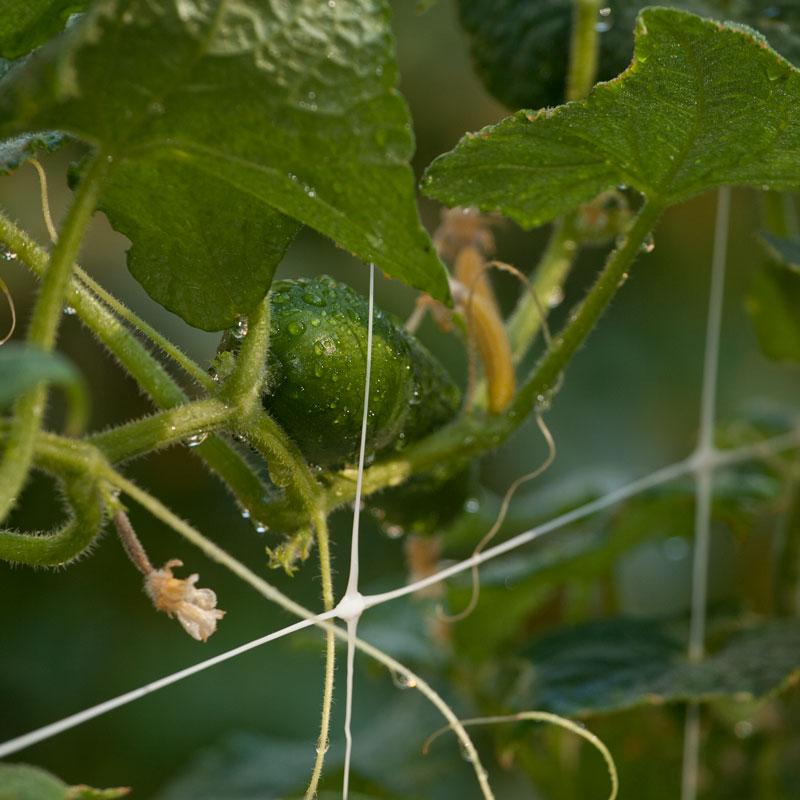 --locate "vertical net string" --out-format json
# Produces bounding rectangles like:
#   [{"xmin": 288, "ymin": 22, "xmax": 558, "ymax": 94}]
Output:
[
  {"xmin": 681, "ymin": 186, "xmax": 731, "ymax": 800},
  {"xmin": 339, "ymin": 262, "xmax": 375, "ymax": 800}
]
